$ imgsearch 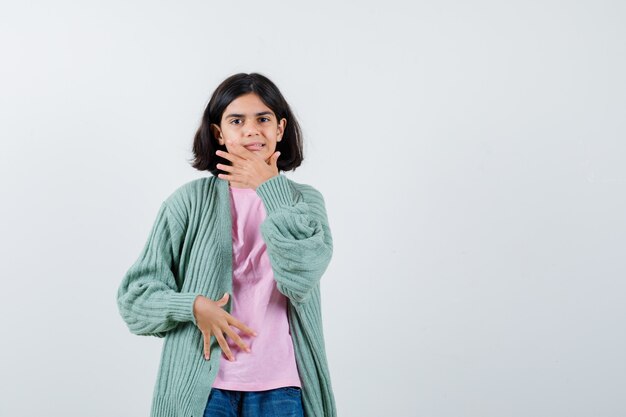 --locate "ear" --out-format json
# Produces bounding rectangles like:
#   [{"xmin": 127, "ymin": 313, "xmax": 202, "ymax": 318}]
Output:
[
  {"xmin": 276, "ymin": 118, "xmax": 287, "ymax": 142},
  {"xmin": 210, "ymin": 123, "xmax": 224, "ymax": 145}
]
